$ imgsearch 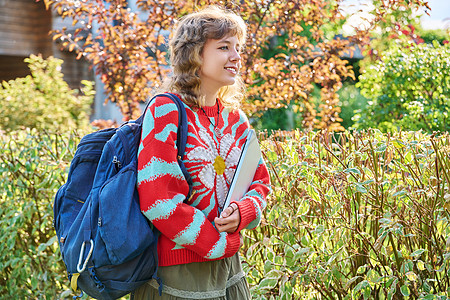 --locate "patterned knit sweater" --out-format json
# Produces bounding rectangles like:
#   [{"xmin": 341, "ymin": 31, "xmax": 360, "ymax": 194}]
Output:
[{"xmin": 137, "ymin": 95, "xmax": 271, "ymax": 267}]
